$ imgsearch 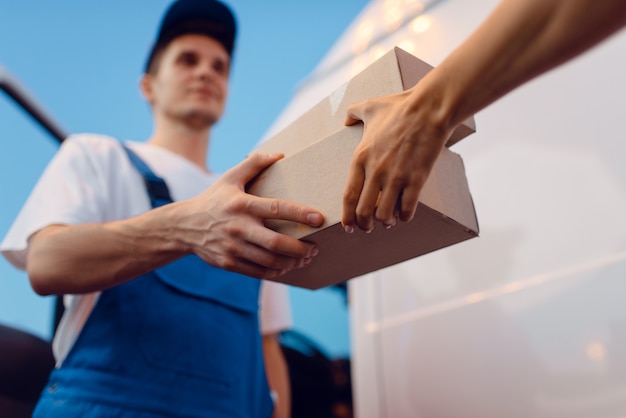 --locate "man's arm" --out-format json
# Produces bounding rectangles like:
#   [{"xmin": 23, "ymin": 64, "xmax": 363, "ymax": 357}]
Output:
[
  {"xmin": 27, "ymin": 153, "xmax": 323, "ymax": 295},
  {"xmin": 342, "ymin": 0, "xmax": 626, "ymax": 232},
  {"xmin": 263, "ymin": 333, "xmax": 291, "ymax": 418}
]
